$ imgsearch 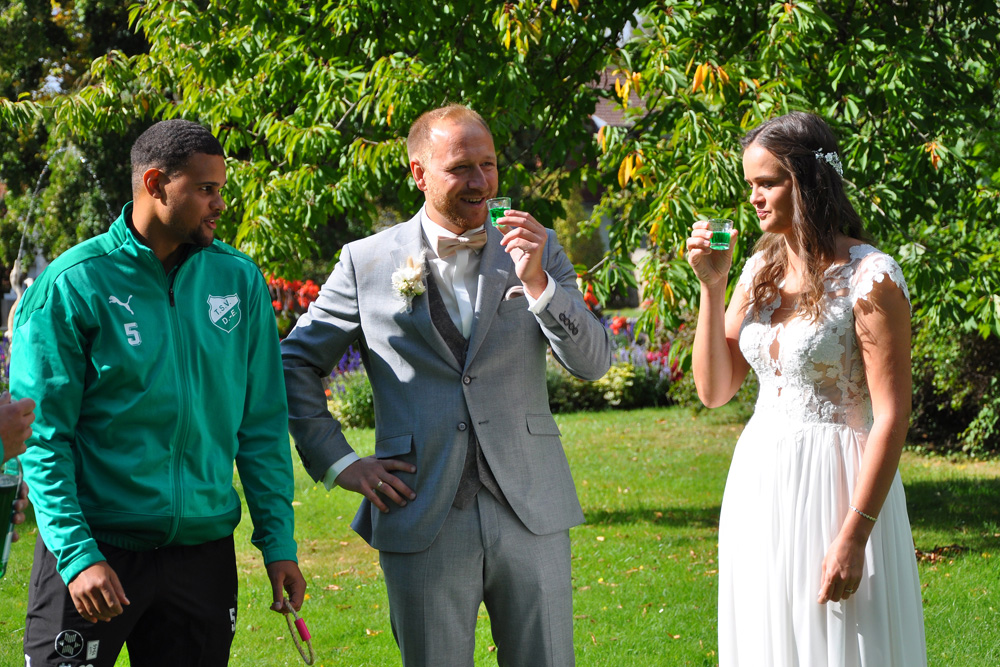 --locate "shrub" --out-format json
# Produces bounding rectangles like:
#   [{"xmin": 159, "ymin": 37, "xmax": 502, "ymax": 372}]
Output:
[
  {"xmin": 546, "ymin": 361, "xmax": 605, "ymax": 413},
  {"xmin": 663, "ymin": 306, "xmax": 756, "ymax": 421},
  {"xmin": 910, "ymin": 327, "xmax": 1000, "ymax": 458},
  {"xmin": 627, "ymin": 362, "xmax": 675, "ymax": 410},
  {"xmin": 324, "ymin": 345, "xmax": 373, "ymax": 429},
  {"xmin": 327, "ymin": 369, "xmax": 375, "ymax": 430},
  {"xmin": 547, "ymin": 357, "xmax": 677, "ymax": 414},
  {"xmin": 547, "ymin": 311, "xmax": 678, "ymax": 413}
]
